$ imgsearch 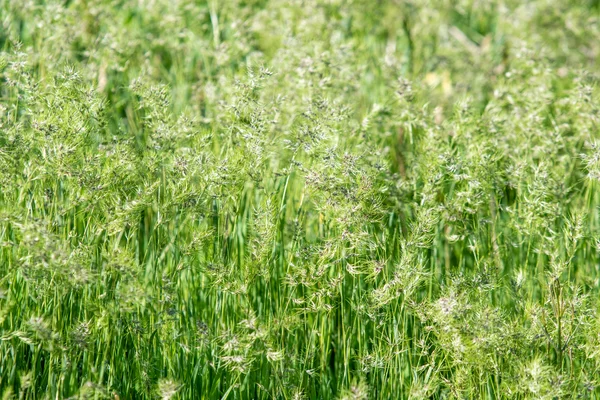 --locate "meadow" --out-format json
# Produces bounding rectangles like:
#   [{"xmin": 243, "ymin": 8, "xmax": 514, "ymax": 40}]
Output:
[{"xmin": 1, "ymin": 0, "xmax": 600, "ymax": 398}]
